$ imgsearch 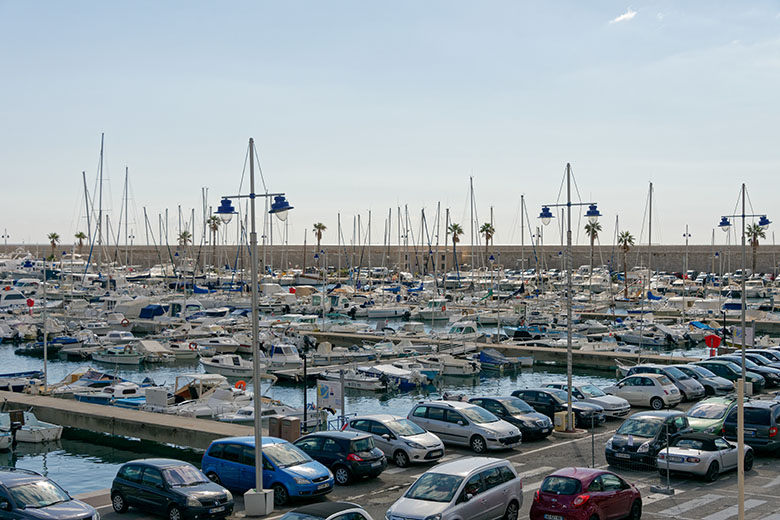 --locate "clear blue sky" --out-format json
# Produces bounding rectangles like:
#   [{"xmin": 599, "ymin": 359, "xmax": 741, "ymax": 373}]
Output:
[{"xmin": 2, "ymin": 1, "xmax": 779, "ymax": 249}]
